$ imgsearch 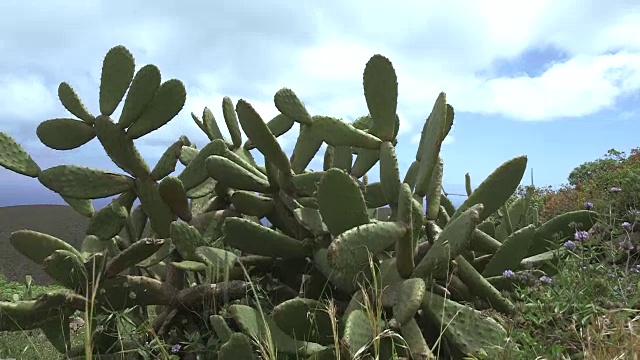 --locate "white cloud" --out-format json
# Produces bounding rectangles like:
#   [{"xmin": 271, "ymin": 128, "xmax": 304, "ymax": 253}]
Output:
[
  {"xmin": 0, "ymin": 75, "xmax": 57, "ymax": 126},
  {"xmin": 456, "ymin": 52, "xmax": 640, "ymax": 120},
  {"xmin": 0, "ymin": 0, "xmax": 639, "ymax": 160}
]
